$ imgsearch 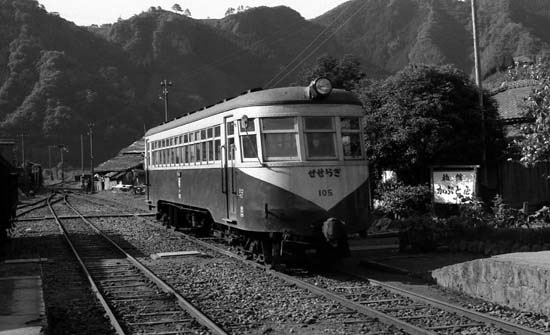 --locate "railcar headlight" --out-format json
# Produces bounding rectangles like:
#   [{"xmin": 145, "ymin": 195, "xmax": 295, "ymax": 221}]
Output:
[{"xmin": 308, "ymin": 77, "xmax": 333, "ymax": 99}]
